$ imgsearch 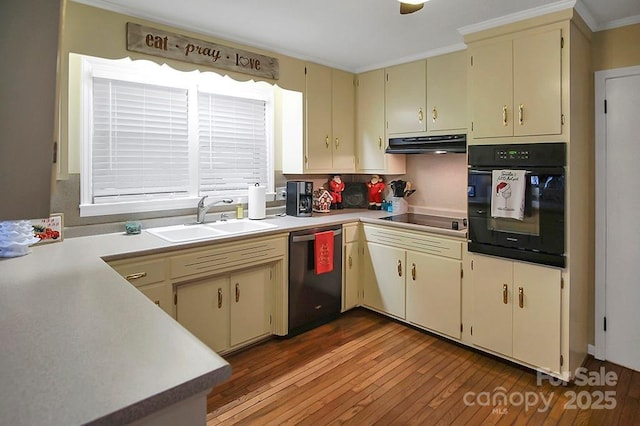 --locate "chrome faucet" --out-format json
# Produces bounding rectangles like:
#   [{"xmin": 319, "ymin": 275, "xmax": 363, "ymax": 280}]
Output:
[{"xmin": 196, "ymin": 196, "xmax": 233, "ymax": 223}]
